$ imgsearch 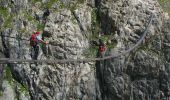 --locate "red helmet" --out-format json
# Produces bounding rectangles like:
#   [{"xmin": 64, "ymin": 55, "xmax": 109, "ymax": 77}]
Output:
[{"xmin": 35, "ymin": 31, "xmax": 40, "ymax": 34}]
